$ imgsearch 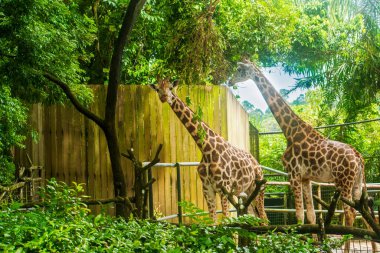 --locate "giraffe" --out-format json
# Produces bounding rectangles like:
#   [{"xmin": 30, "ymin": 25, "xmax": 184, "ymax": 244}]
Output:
[
  {"xmin": 229, "ymin": 61, "xmax": 365, "ymax": 229},
  {"xmin": 150, "ymin": 78, "xmax": 267, "ymax": 223}
]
